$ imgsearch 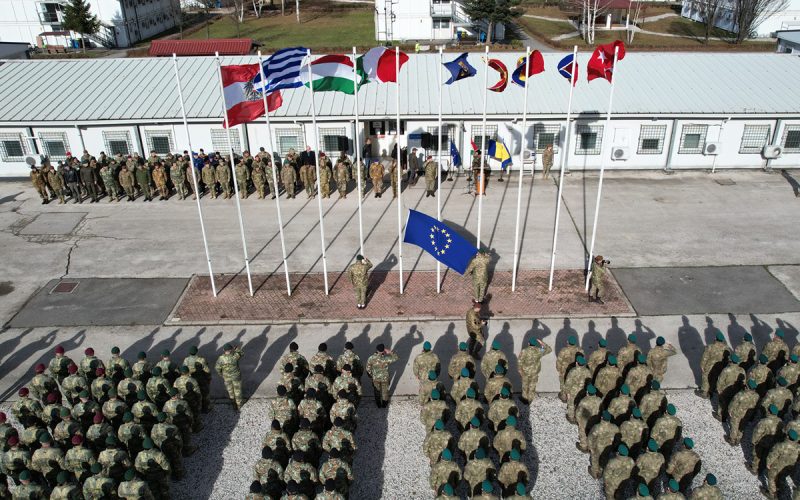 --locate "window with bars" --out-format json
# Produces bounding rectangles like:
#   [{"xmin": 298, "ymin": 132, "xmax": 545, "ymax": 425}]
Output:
[
  {"xmin": 678, "ymin": 124, "xmax": 708, "ymax": 154},
  {"xmin": 211, "ymin": 129, "xmax": 242, "ymax": 154},
  {"xmin": 144, "ymin": 130, "xmax": 174, "ymax": 155},
  {"xmin": 637, "ymin": 125, "xmax": 667, "ymax": 154},
  {"xmin": 103, "ymin": 131, "xmax": 133, "ymax": 156},
  {"xmin": 433, "ymin": 19, "xmax": 450, "ymax": 28},
  {"xmin": 739, "ymin": 124, "xmax": 771, "ymax": 154},
  {"xmin": 39, "ymin": 132, "xmax": 69, "ymax": 161},
  {"xmin": 532, "ymin": 124, "xmax": 560, "ymax": 153},
  {"xmin": 276, "ymin": 128, "xmax": 303, "ymax": 156},
  {"xmin": 427, "ymin": 125, "xmax": 455, "ymax": 152},
  {"xmin": 320, "ymin": 127, "xmax": 347, "ymax": 153},
  {"xmin": 782, "ymin": 125, "xmax": 800, "ymax": 153},
  {"xmin": 0, "ymin": 133, "xmax": 27, "ymax": 162},
  {"xmin": 471, "ymin": 125, "xmax": 497, "ymax": 151},
  {"xmin": 575, "ymin": 124, "xmax": 603, "ymax": 155},
  {"xmin": 387, "ymin": 120, "xmax": 406, "ymax": 135}
]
